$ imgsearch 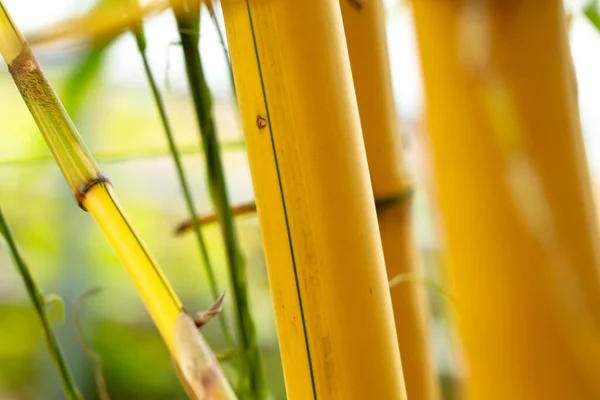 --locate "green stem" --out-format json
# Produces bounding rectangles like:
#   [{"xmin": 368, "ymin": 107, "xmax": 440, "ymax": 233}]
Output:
[
  {"xmin": 170, "ymin": 1, "xmax": 267, "ymax": 398},
  {"xmin": 205, "ymin": 1, "xmax": 236, "ymax": 101},
  {"xmin": 0, "ymin": 207, "xmax": 83, "ymax": 400},
  {"xmin": 131, "ymin": 11, "xmax": 237, "ymax": 353}
]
